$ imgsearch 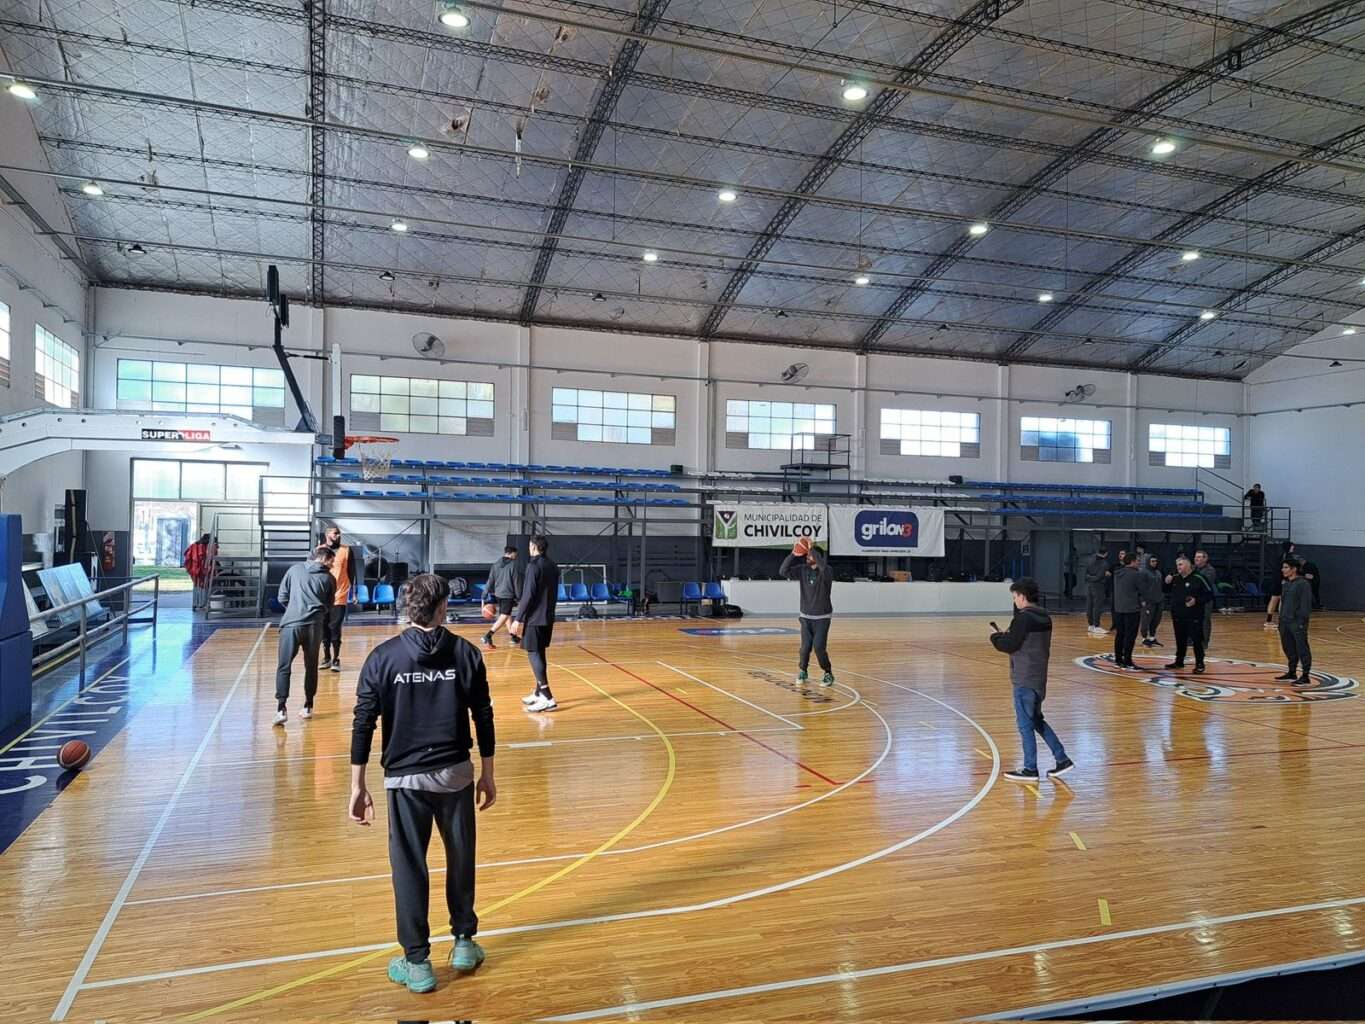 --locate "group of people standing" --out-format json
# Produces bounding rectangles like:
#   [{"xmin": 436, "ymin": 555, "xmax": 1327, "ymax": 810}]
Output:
[{"xmin": 1086, "ymin": 544, "xmax": 1219, "ymax": 672}]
